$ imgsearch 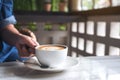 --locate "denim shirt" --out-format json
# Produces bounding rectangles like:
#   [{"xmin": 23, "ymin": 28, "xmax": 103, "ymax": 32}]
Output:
[
  {"xmin": 0, "ymin": 0, "xmax": 16, "ymax": 28},
  {"xmin": 0, "ymin": 0, "xmax": 21, "ymax": 62}
]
